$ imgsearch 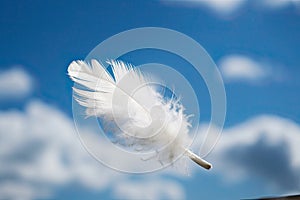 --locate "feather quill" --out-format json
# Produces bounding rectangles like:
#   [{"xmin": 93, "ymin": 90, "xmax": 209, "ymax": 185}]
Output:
[{"xmin": 68, "ymin": 59, "xmax": 211, "ymax": 170}]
